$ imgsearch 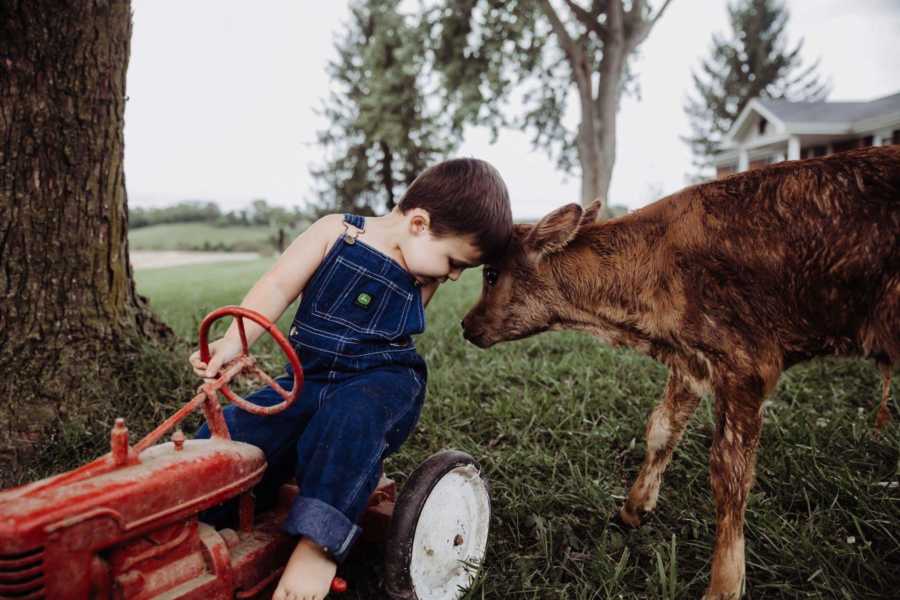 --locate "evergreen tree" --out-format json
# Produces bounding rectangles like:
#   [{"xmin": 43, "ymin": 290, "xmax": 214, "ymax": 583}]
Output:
[
  {"xmin": 684, "ymin": 0, "xmax": 829, "ymax": 176},
  {"xmin": 310, "ymin": 0, "xmax": 455, "ymax": 215}
]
